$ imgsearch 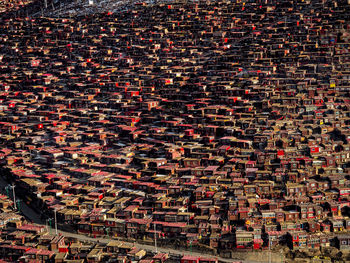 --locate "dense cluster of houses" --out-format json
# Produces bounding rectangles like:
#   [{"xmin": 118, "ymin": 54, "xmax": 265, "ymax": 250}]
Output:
[
  {"xmin": 0, "ymin": 0, "xmax": 33, "ymax": 14},
  {"xmin": 0, "ymin": 191, "xmax": 221, "ymax": 263},
  {"xmin": 0, "ymin": 0, "xmax": 350, "ymax": 261}
]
